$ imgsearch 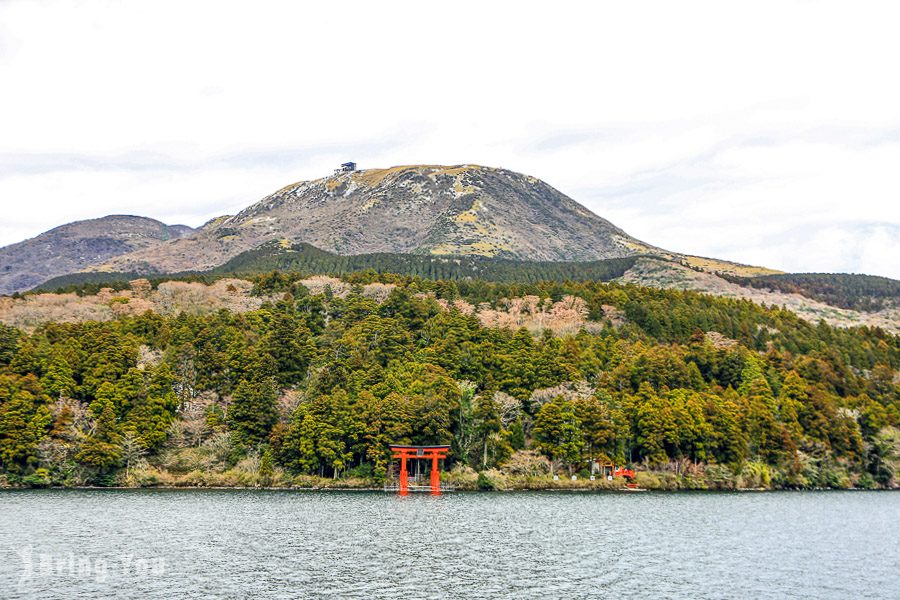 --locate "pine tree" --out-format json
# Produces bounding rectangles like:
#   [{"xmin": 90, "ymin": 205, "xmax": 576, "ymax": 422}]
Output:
[
  {"xmin": 258, "ymin": 448, "xmax": 275, "ymax": 485},
  {"xmin": 778, "ymin": 371, "xmax": 807, "ymax": 442},
  {"xmin": 739, "ymin": 359, "xmax": 782, "ymax": 460}
]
